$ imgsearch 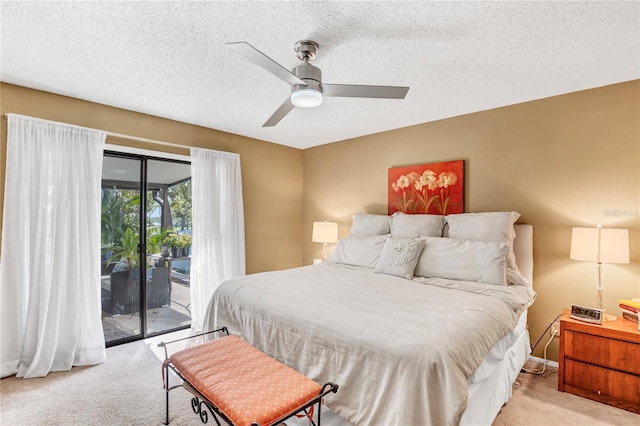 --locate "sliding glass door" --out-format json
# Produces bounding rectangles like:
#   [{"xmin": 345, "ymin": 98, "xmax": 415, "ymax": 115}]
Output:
[
  {"xmin": 100, "ymin": 153, "xmax": 191, "ymax": 346},
  {"xmin": 145, "ymin": 159, "xmax": 192, "ymax": 336},
  {"xmin": 100, "ymin": 155, "xmax": 143, "ymax": 344}
]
